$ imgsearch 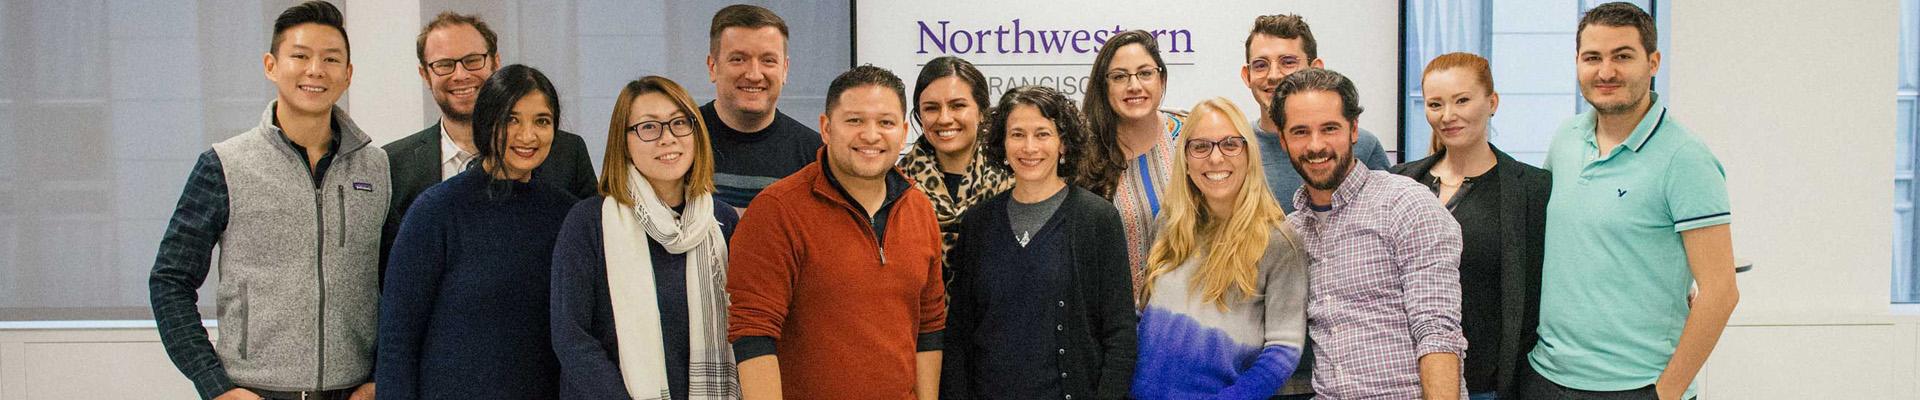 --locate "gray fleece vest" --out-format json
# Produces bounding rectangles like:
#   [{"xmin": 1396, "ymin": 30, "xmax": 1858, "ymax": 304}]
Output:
[{"xmin": 209, "ymin": 102, "xmax": 389, "ymax": 391}]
